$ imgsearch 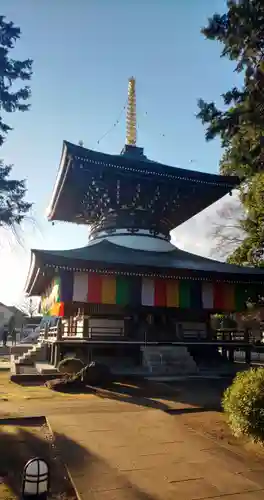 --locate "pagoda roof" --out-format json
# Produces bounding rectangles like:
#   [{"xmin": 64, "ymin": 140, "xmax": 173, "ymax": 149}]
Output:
[
  {"xmin": 47, "ymin": 141, "xmax": 240, "ymax": 227},
  {"xmin": 26, "ymin": 239, "xmax": 264, "ymax": 295}
]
